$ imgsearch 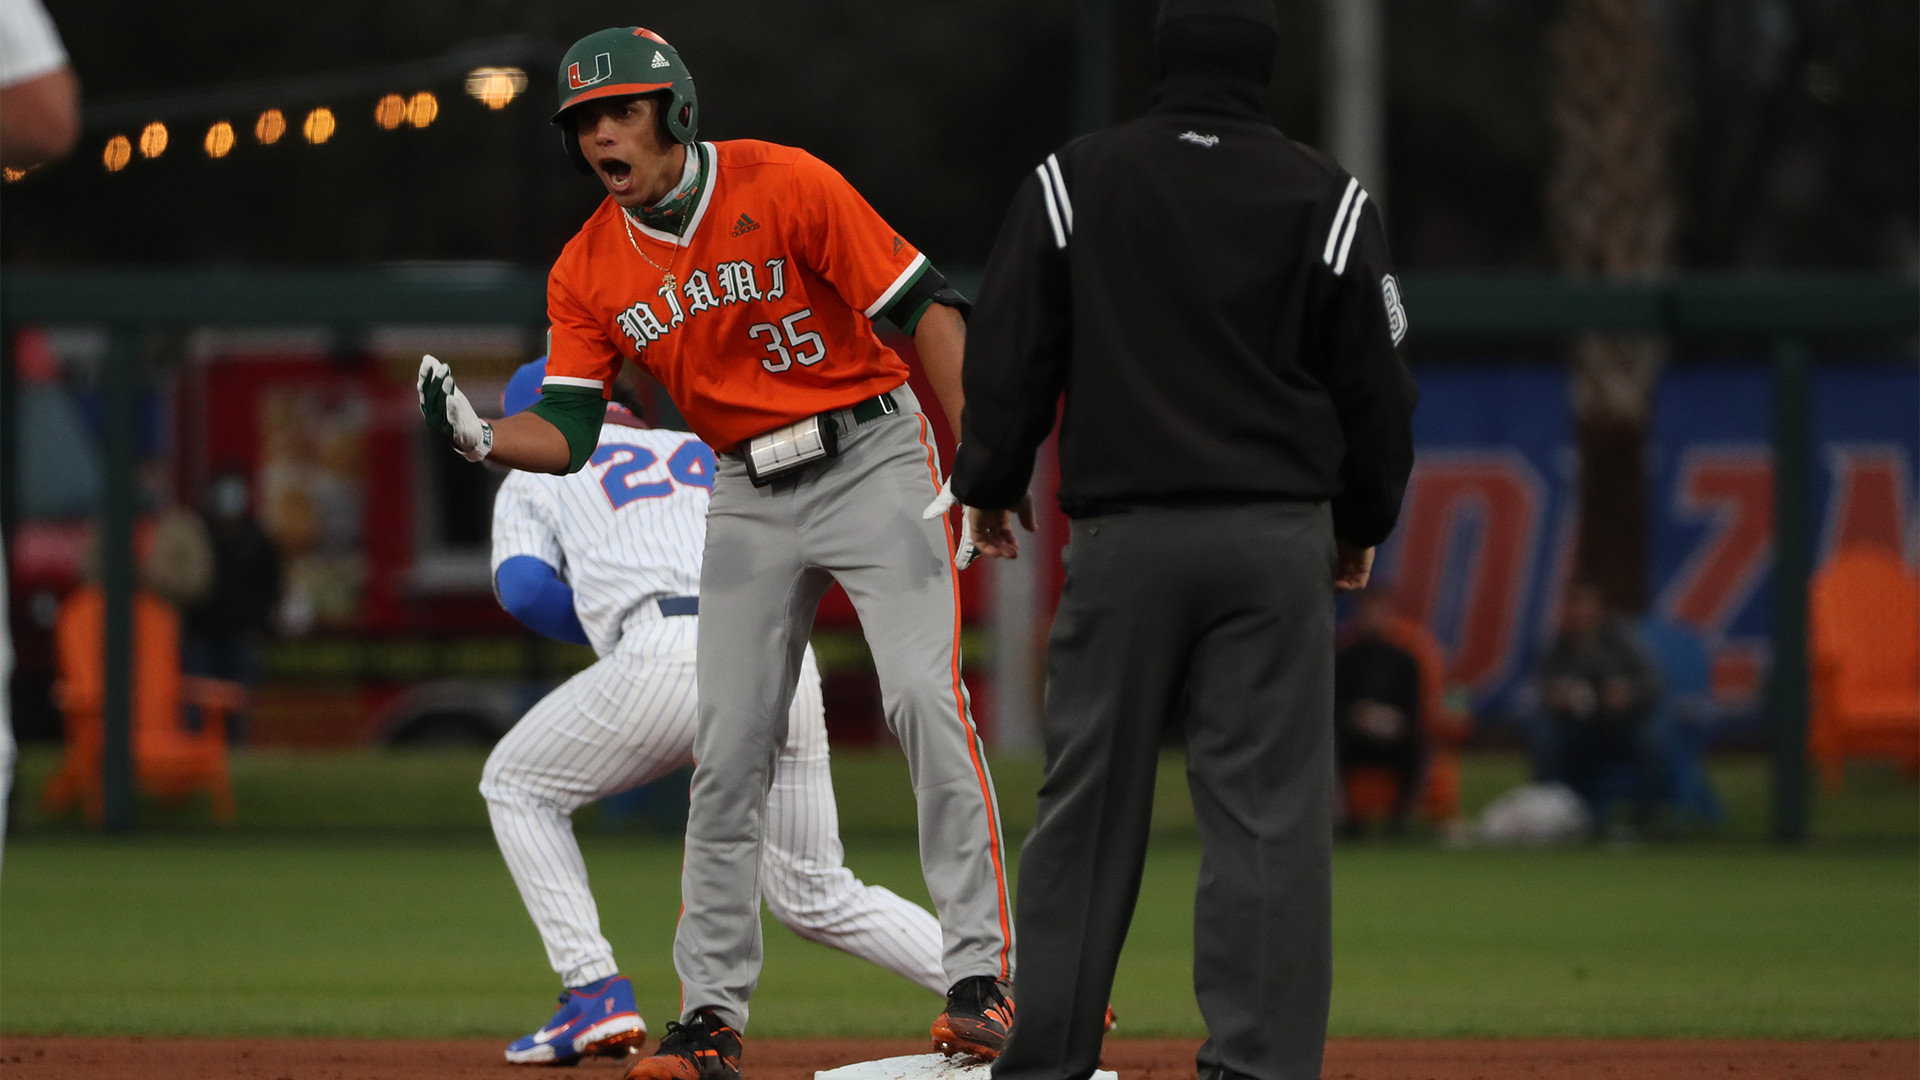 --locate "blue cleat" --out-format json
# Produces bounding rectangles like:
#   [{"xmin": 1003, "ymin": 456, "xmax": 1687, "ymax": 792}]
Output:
[{"xmin": 504, "ymin": 974, "xmax": 646, "ymax": 1066}]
